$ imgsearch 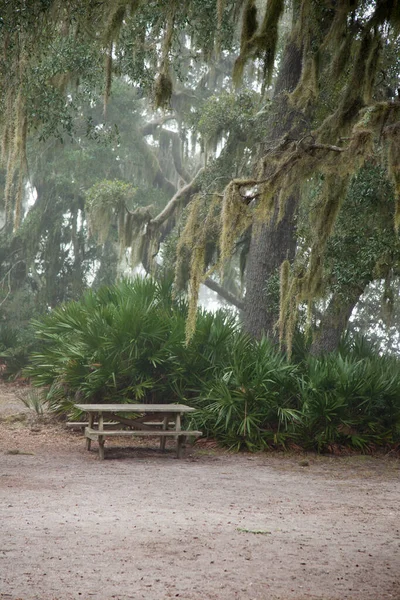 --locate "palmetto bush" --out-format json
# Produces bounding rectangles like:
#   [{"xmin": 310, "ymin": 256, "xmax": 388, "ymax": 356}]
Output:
[
  {"xmin": 28, "ymin": 278, "xmax": 179, "ymax": 413},
  {"xmin": 190, "ymin": 335, "xmax": 302, "ymax": 450},
  {"xmin": 0, "ymin": 324, "xmax": 38, "ymax": 379},
  {"xmin": 26, "ymin": 277, "xmax": 237, "ymax": 415},
  {"xmin": 26, "ymin": 277, "xmax": 400, "ymax": 451},
  {"xmin": 191, "ymin": 335, "xmax": 400, "ymax": 452},
  {"xmin": 297, "ymin": 352, "xmax": 400, "ymax": 451}
]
